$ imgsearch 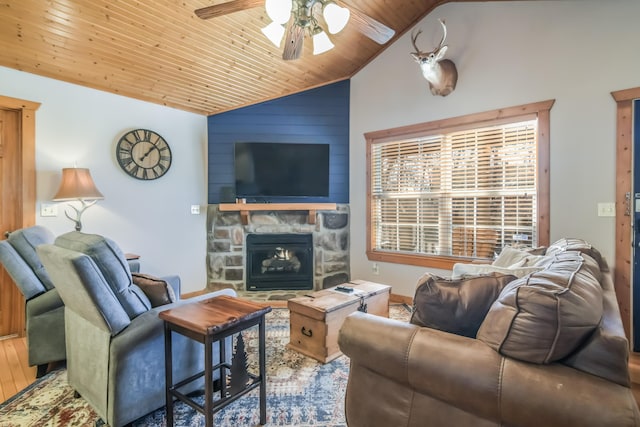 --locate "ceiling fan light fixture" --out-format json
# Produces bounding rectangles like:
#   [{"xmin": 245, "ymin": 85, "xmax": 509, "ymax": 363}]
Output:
[
  {"xmin": 265, "ymin": 0, "xmax": 292, "ymax": 25},
  {"xmin": 312, "ymin": 30, "xmax": 334, "ymax": 55},
  {"xmin": 323, "ymin": 2, "xmax": 350, "ymax": 34},
  {"xmin": 261, "ymin": 21, "xmax": 286, "ymax": 47}
]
